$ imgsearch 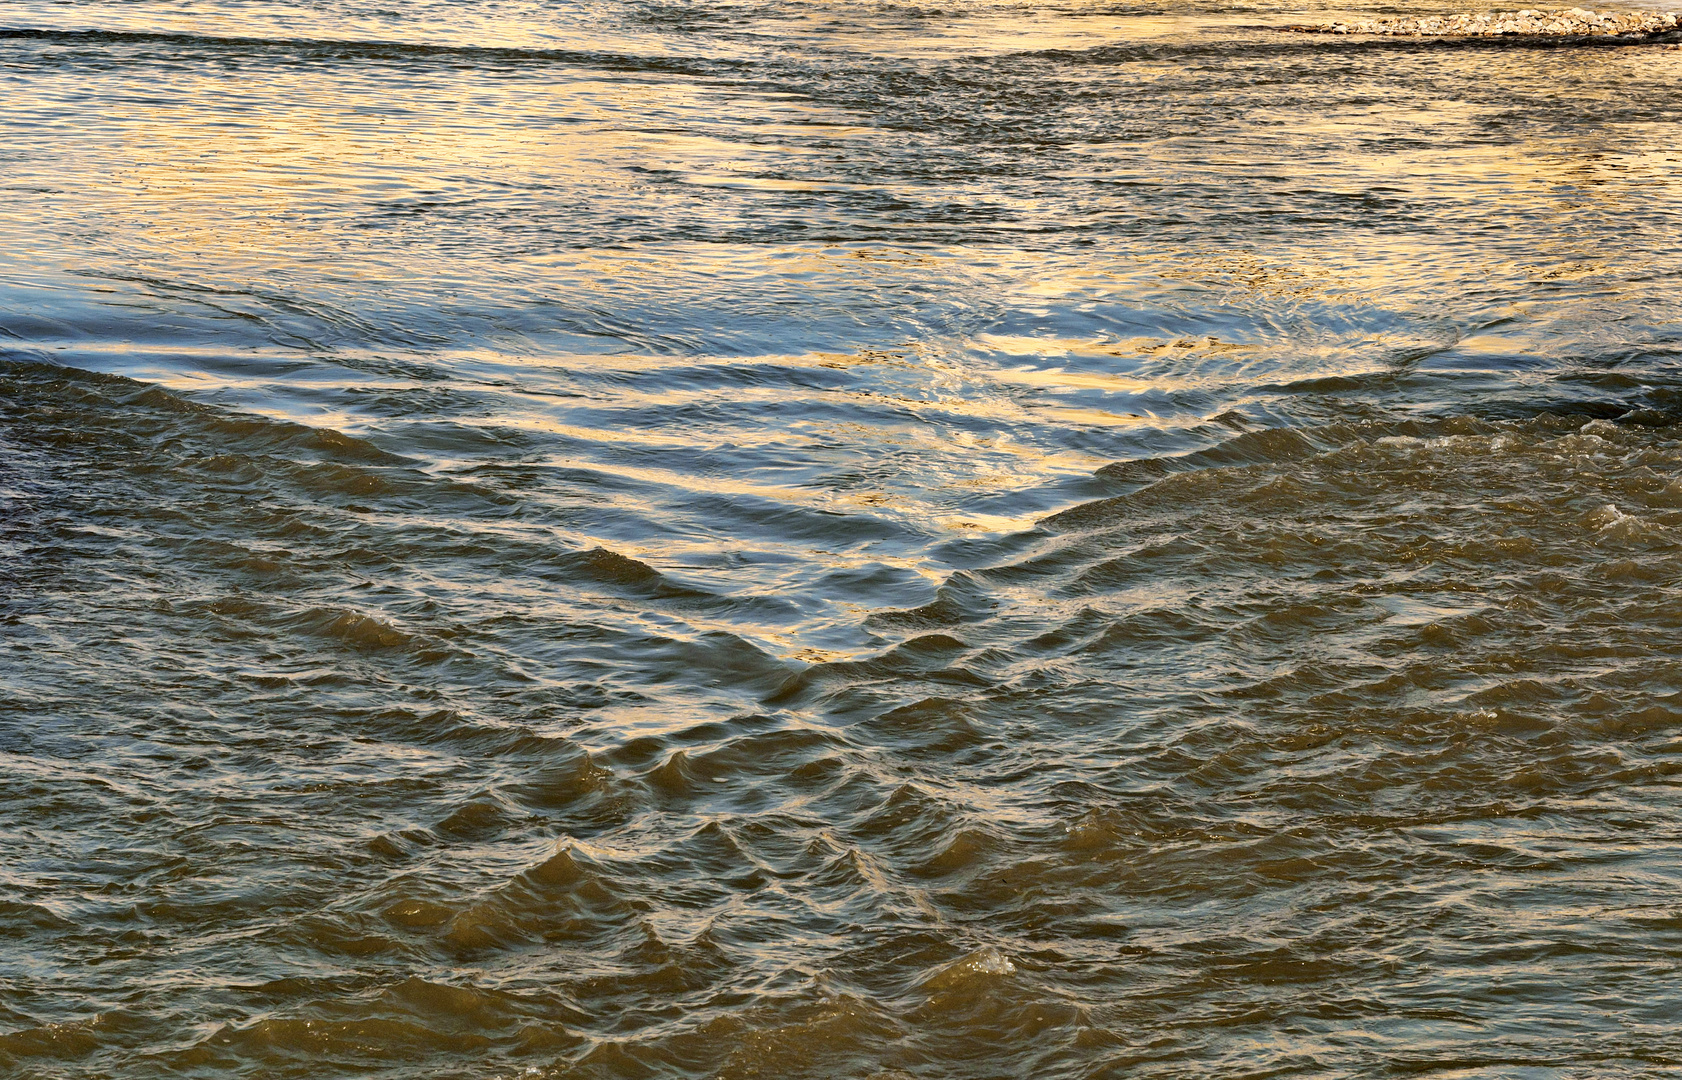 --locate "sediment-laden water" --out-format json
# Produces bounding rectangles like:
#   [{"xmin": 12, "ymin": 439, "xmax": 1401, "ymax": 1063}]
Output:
[{"xmin": 4, "ymin": 1, "xmax": 1682, "ymax": 1077}]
